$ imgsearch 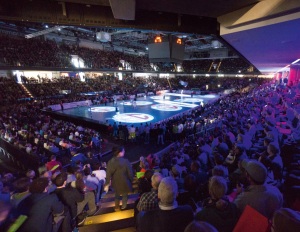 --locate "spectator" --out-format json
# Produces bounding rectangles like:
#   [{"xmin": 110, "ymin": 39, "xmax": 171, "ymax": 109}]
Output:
[
  {"xmin": 16, "ymin": 177, "xmax": 65, "ymax": 232},
  {"xmin": 195, "ymin": 176, "xmax": 239, "ymax": 232},
  {"xmin": 136, "ymin": 172, "xmax": 163, "ymax": 212},
  {"xmin": 45, "ymin": 155, "xmax": 62, "ymax": 174},
  {"xmin": 272, "ymin": 208, "xmax": 300, "ymax": 232},
  {"xmin": 53, "ymin": 172, "xmax": 84, "ymax": 227},
  {"xmin": 137, "ymin": 177, "xmax": 194, "ymax": 232},
  {"xmin": 234, "ymin": 160, "xmax": 283, "ymax": 219},
  {"xmin": 184, "ymin": 221, "xmax": 218, "ymax": 232}
]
